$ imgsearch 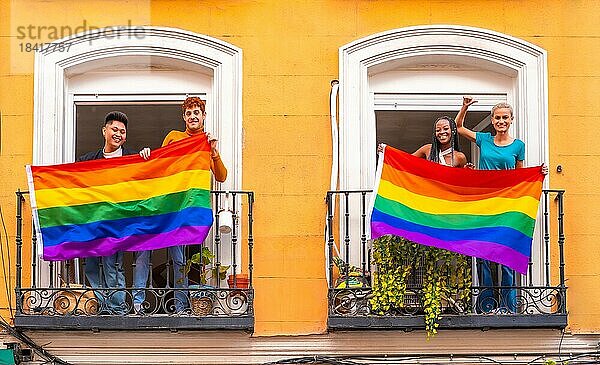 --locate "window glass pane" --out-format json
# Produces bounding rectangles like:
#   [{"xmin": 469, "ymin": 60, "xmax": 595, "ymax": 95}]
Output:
[
  {"xmin": 75, "ymin": 103, "xmax": 183, "ymax": 157},
  {"xmin": 375, "ymin": 110, "xmax": 490, "ymax": 163}
]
